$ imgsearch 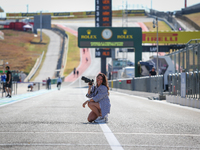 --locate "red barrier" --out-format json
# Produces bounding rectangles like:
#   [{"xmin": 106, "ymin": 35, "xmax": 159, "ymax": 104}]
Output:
[
  {"xmin": 14, "ymin": 22, "xmax": 26, "ymax": 31},
  {"xmin": 7, "ymin": 22, "xmax": 34, "ymax": 31},
  {"xmin": 4, "ymin": 25, "xmax": 9, "ymax": 28},
  {"xmin": 9, "ymin": 22, "xmax": 15, "ymax": 29},
  {"xmin": 126, "ymin": 80, "xmax": 131, "ymax": 84}
]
